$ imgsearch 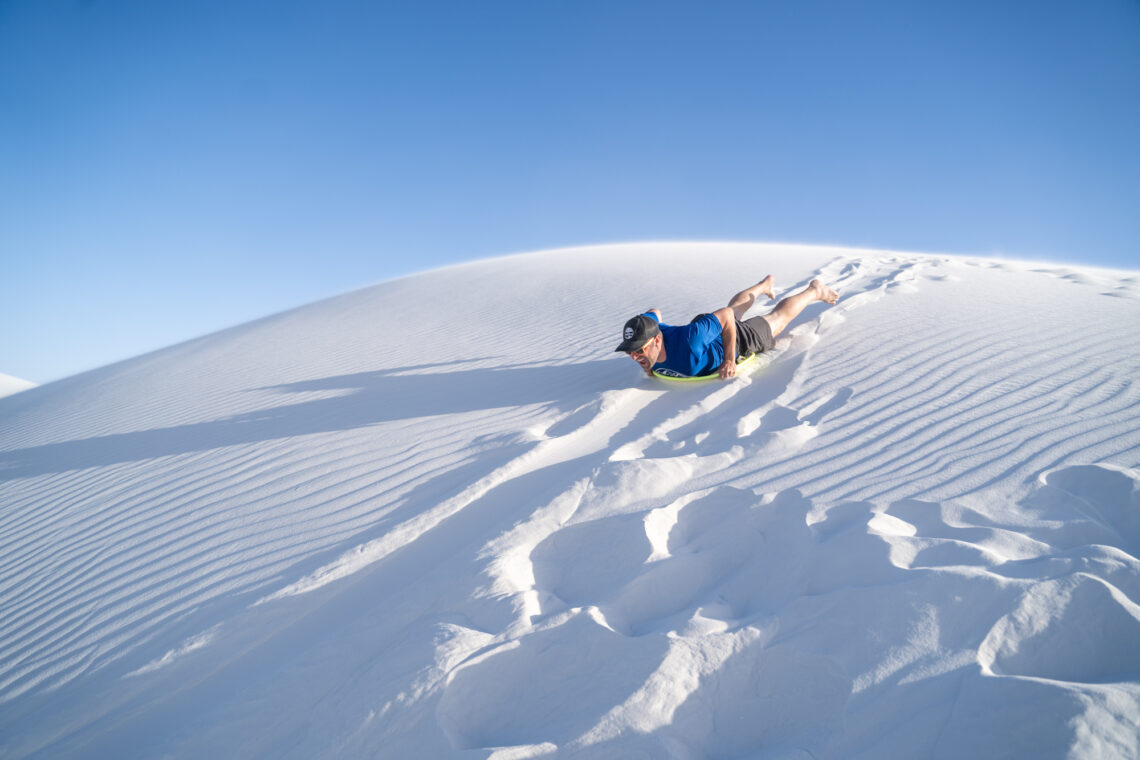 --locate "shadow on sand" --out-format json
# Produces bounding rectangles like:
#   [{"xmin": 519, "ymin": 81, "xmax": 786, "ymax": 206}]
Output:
[{"xmin": 0, "ymin": 360, "xmax": 620, "ymax": 480}]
